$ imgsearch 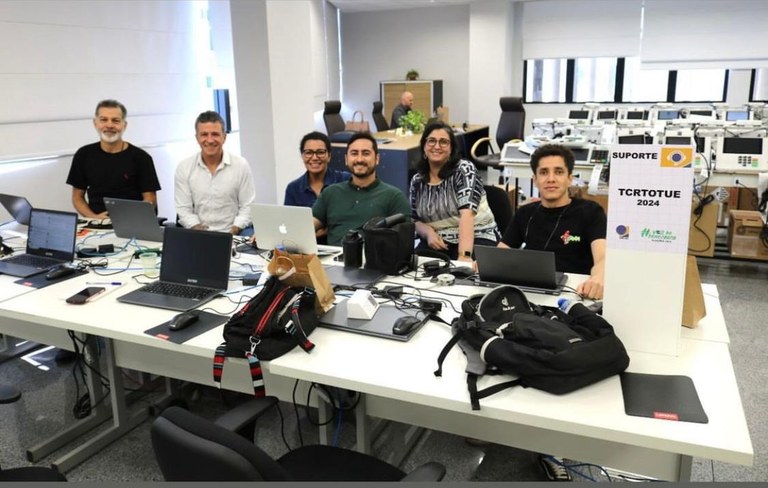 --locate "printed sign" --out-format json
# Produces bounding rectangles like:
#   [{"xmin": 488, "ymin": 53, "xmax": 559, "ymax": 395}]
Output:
[{"xmin": 606, "ymin": 145, "xmax": 693, "ymax": 254}]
